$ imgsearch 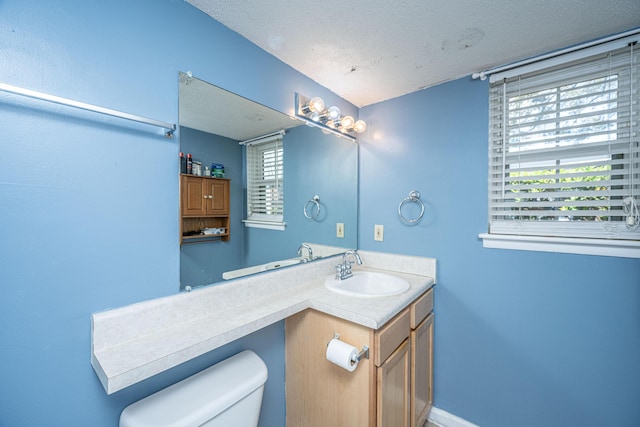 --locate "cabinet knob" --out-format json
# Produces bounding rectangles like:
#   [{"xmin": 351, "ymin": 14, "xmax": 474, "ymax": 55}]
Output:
[{"xmin": 208, "ymin": 195, "xmax": 214, "ymax": 199}]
